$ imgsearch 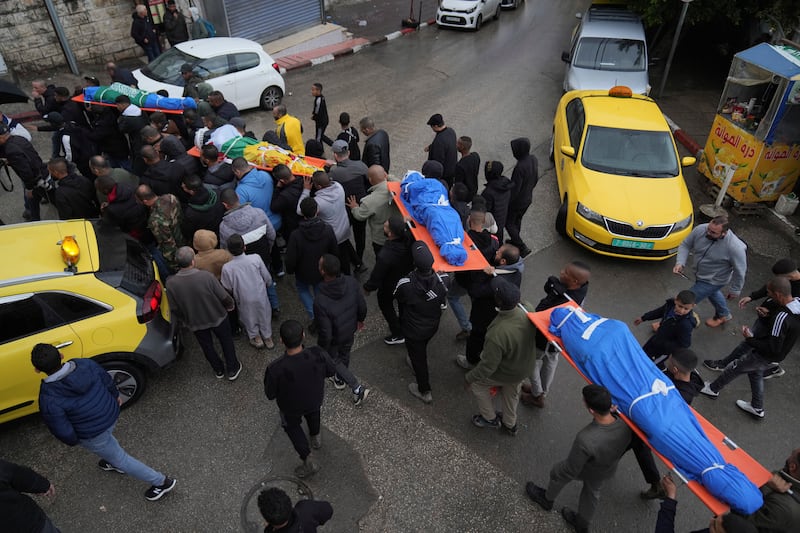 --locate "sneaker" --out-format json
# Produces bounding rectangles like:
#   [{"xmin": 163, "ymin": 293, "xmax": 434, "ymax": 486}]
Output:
[
  {"xmin": 408, "ymin": 382, "xmax": 432, "ymax": 404},
  {"xmin": 763, "ymin": 365, "xmax": 785, "ymax": 380},
  {"xmin": 640, "ymin": 482, "xmax": 666, "ymax": 500},
  {"xmin": 353, "ymin": 386, "xmax": 370, "ymax": 406},
  {"xmin": 736, "ymin": 399, "xmax": 765, "ymax": 419},
  {"xmin": 384, "ymin": 335, "xmax": 405, "ymax": 345},
  {"xmin": 249, "ymin": 336, "xmax": 265, "ymax": 349},
  {"xmin": 455, "ymin": 329, "xmax": 471, "ymax": 341},
  {"xmin": 705, "ymin": 314, "xmax": 733, "ymax": 328},
  {"xmin": 264, "ymin": 337, "xmax": 275, "ymax": 350},
  {"xmin": 227, "ymin": 361, "xmax": 243, "ymax": 381},
  {"xmin": 521, "ymin": 392, "xmax": 545, "ymax": 408},
  {"xmin": 294, "ymin": 457, "xmax": 319, "ymax": 478},
  {"xmin": 144, "ymin": 477, "xmax": 176, "ymax": 501},
  {"xmin": 703, "ymin": 359, "xmax": 726, "ymax": 372},
  {"xmin": 501, "ymin": 423, "xmax": 518, "ymax": 436},
  {"xmin": 691, "ymin": 311, "xmax": 701, "ymax": 329},
  {"xmin": 561, "ymin": 507, "xmax": 589, "ymax": 533},
  {"xmin": 98, "ymin": 459, "xmax": 124, "ymax": 474},
  {"xmin": 455, "ymin": 354, "xmax": 474, "ymax": 370},
  {"xmin": 310, "ymin": 434, "xmax": 321, "ymax": 450},
  {"xmin": 214, "ymin": 369, "xmax": 225, "ymax": 379},
  {"xmin": 329, "ymin": 376, "xmax": 346, "ymax": 390},
  {"xmin": 525, "ymin": 482, "xmax": 553, "ymax": 511},
  {"xmin": 700, "ymin": 382, "xmax": 719, "ymax": 398},
  {"xmin": 472, "ymin": 414, "xmax": 501, "ymax": 429},
  {"xmin": 520, "ymin": 247, "xmax": 532, "ymax": 259},
  {"xmin": 276, "ymin": 269, "xmax": 286, "ymax": 278}
]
